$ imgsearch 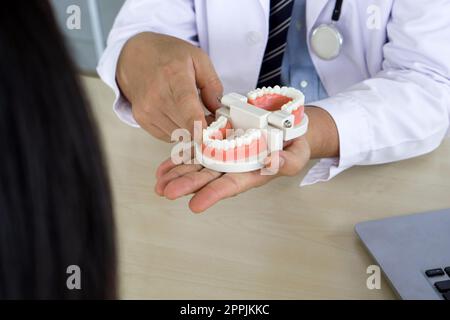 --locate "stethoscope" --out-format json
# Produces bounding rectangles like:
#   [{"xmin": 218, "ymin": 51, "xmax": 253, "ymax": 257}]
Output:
[{"xmin": 310, "ymin": 0, "xmax": 344, "ymax": 60}]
